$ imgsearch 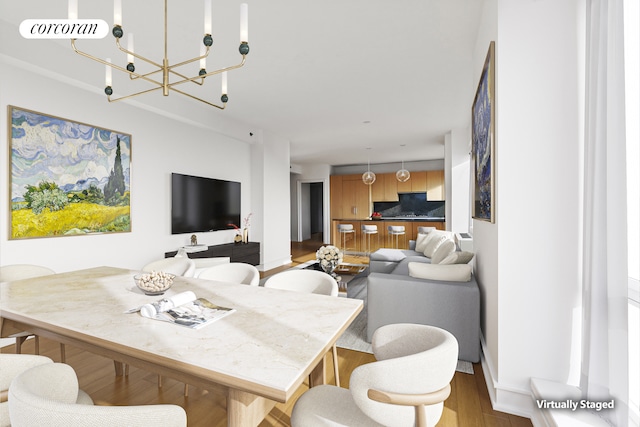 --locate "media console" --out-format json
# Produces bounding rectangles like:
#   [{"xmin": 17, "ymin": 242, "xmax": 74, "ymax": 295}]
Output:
[{"xmin": 165, "ymin": 242, "xmax": 260, "ymax": 266}]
